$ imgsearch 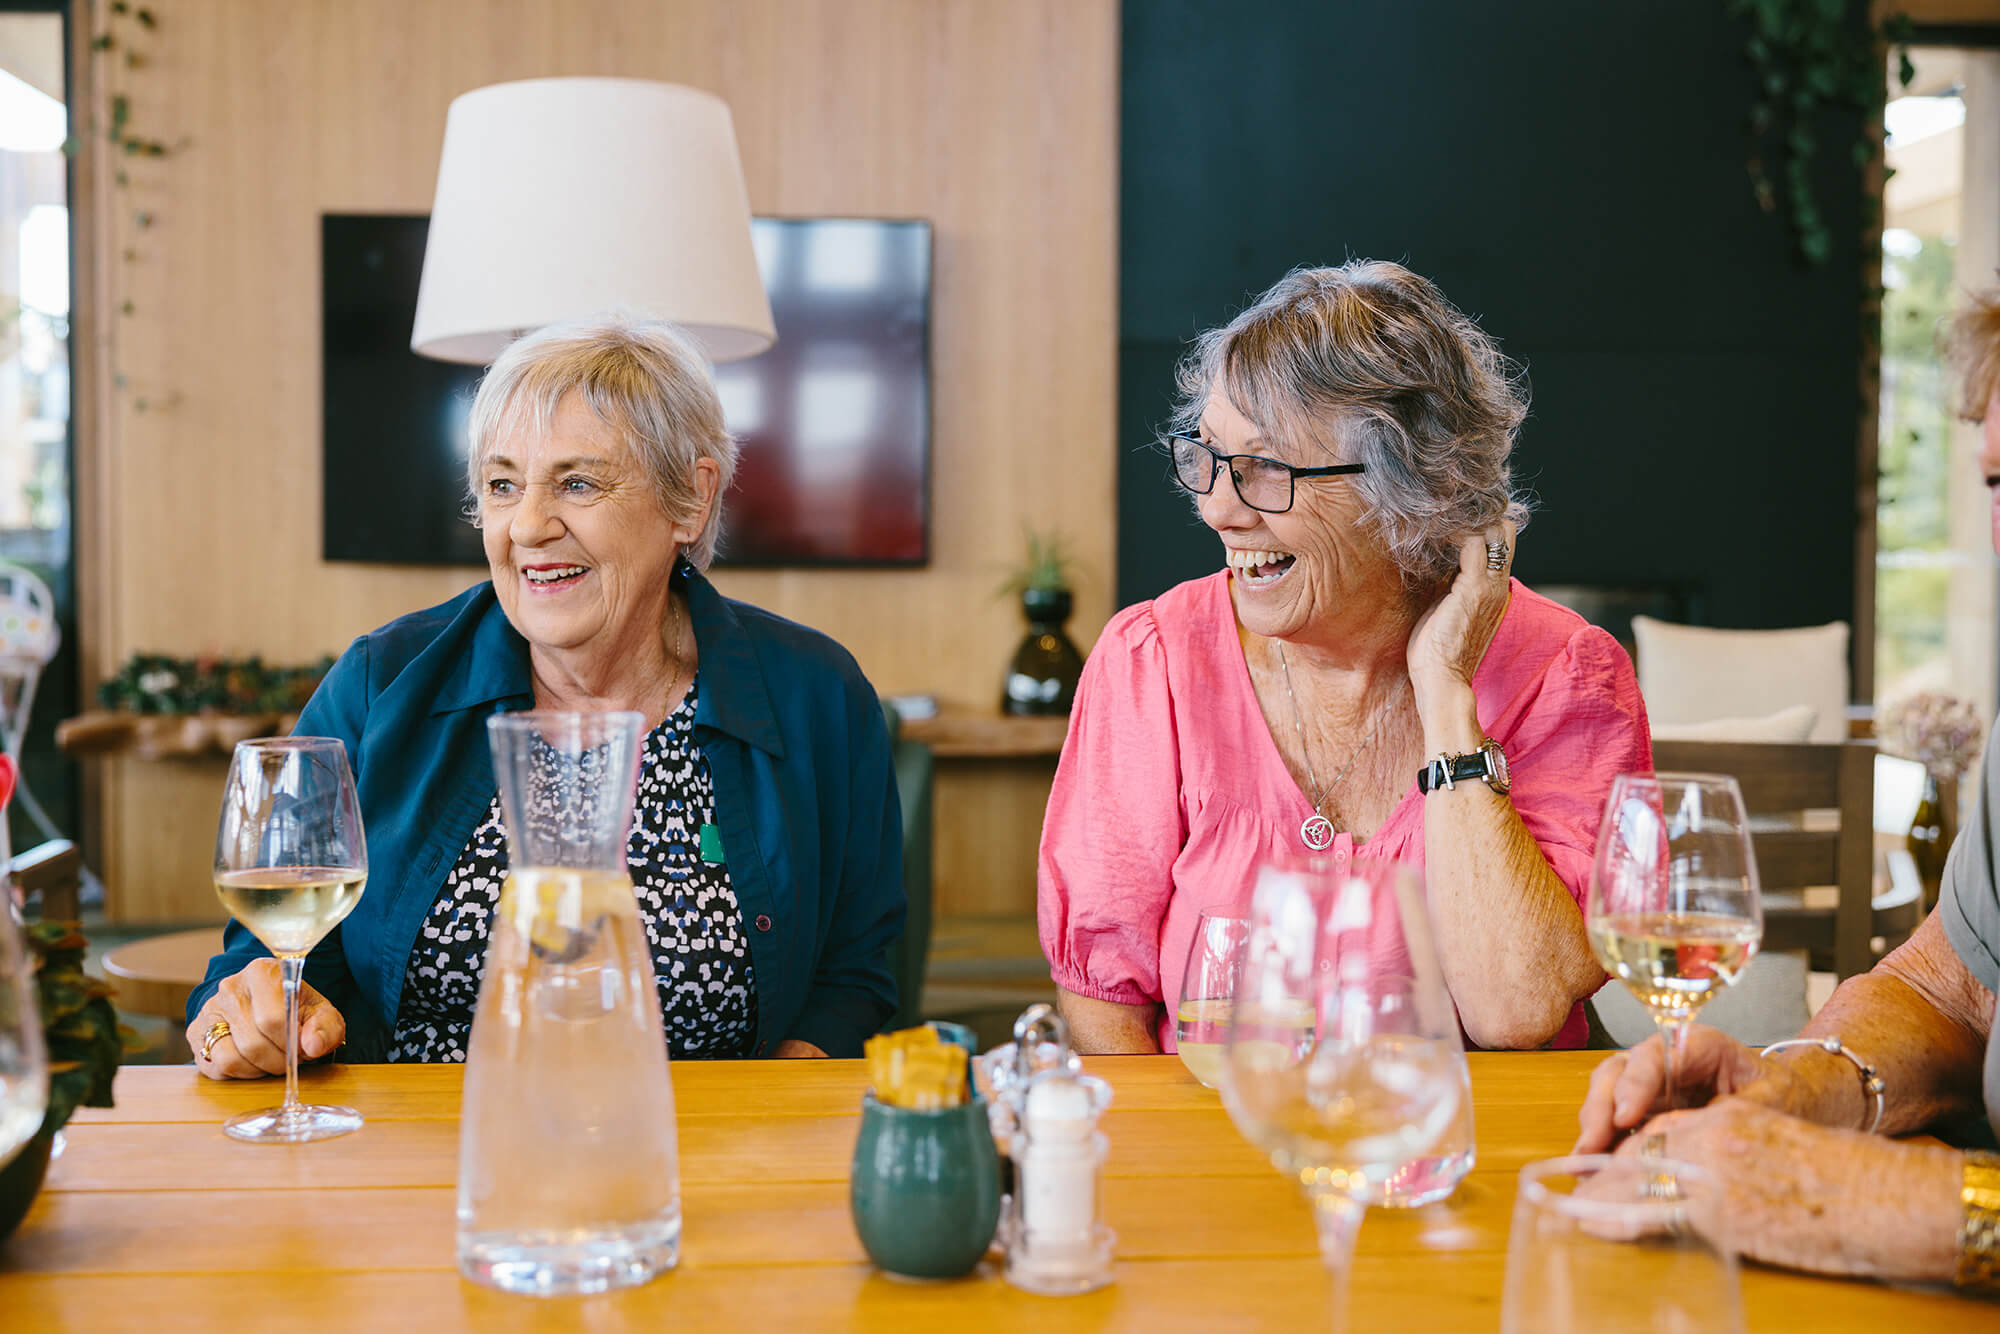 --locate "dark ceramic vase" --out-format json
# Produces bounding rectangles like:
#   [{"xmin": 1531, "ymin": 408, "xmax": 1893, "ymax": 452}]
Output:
[
  {"xmin": 849, "ymin": 1094, "xmax": 1002, "ymax": 1279},
  {"xmin": 1001, "ymin": 587, "xmax": 1084, "ymax": 716},
  {"xmin": 0, "ymin": 1130, "xmax": 53, "ymax": 1244}
]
